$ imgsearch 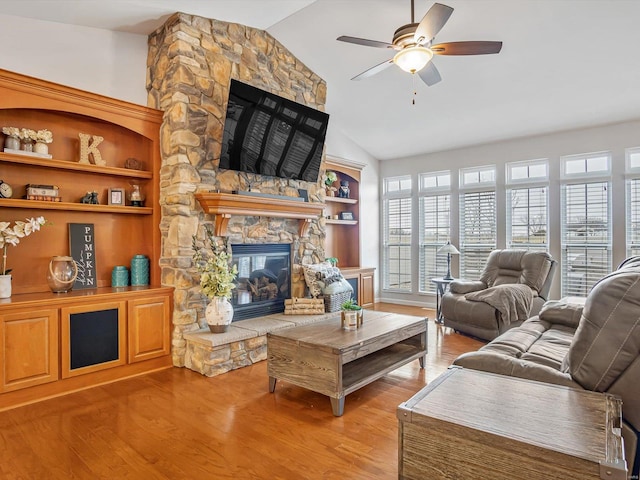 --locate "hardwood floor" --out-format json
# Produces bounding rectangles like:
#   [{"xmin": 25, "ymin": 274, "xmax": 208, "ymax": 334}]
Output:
[{"xmin": 0, "ymin": 304, "xmax": 484, "ymax": 480}]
